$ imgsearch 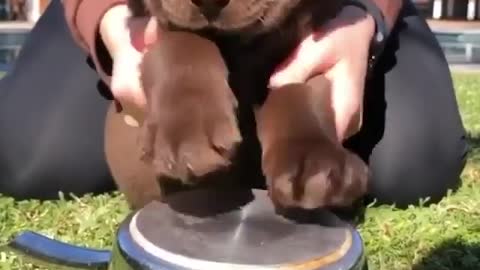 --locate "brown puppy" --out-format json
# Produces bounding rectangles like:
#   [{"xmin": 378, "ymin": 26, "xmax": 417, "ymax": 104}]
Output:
[{"xmin": 105, "ymin": 0, "xmax": 369, "ymax": 210}]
